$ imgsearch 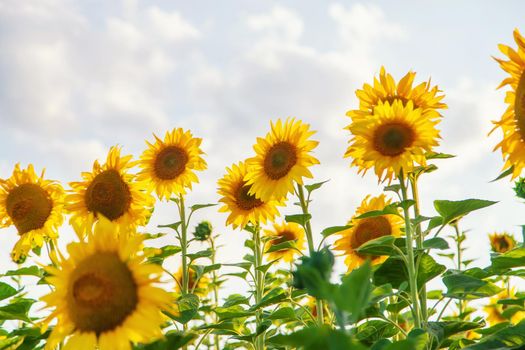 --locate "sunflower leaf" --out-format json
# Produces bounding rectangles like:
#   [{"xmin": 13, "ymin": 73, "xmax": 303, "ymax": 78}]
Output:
[
  {"xmin": 285, "ymin": 214, "xmax": 312, "ymax": 226},
  {"xmin": 304, "ymin": 180, "xmax": 330, "ymax": 194},
  {"xmin": 490, "ymin": 165, "xmax": 515, "ymax": 182},
  {"xmin": 320, "ymin": 225, "xmax": 351, "ymax": 238},
  {"xmin": 434, "ymin": 199, "xmax": 497, "ymax": 225},
  {"xmin": 189, "ymin": 203, "xmax": 217, "ymax": 212}
]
